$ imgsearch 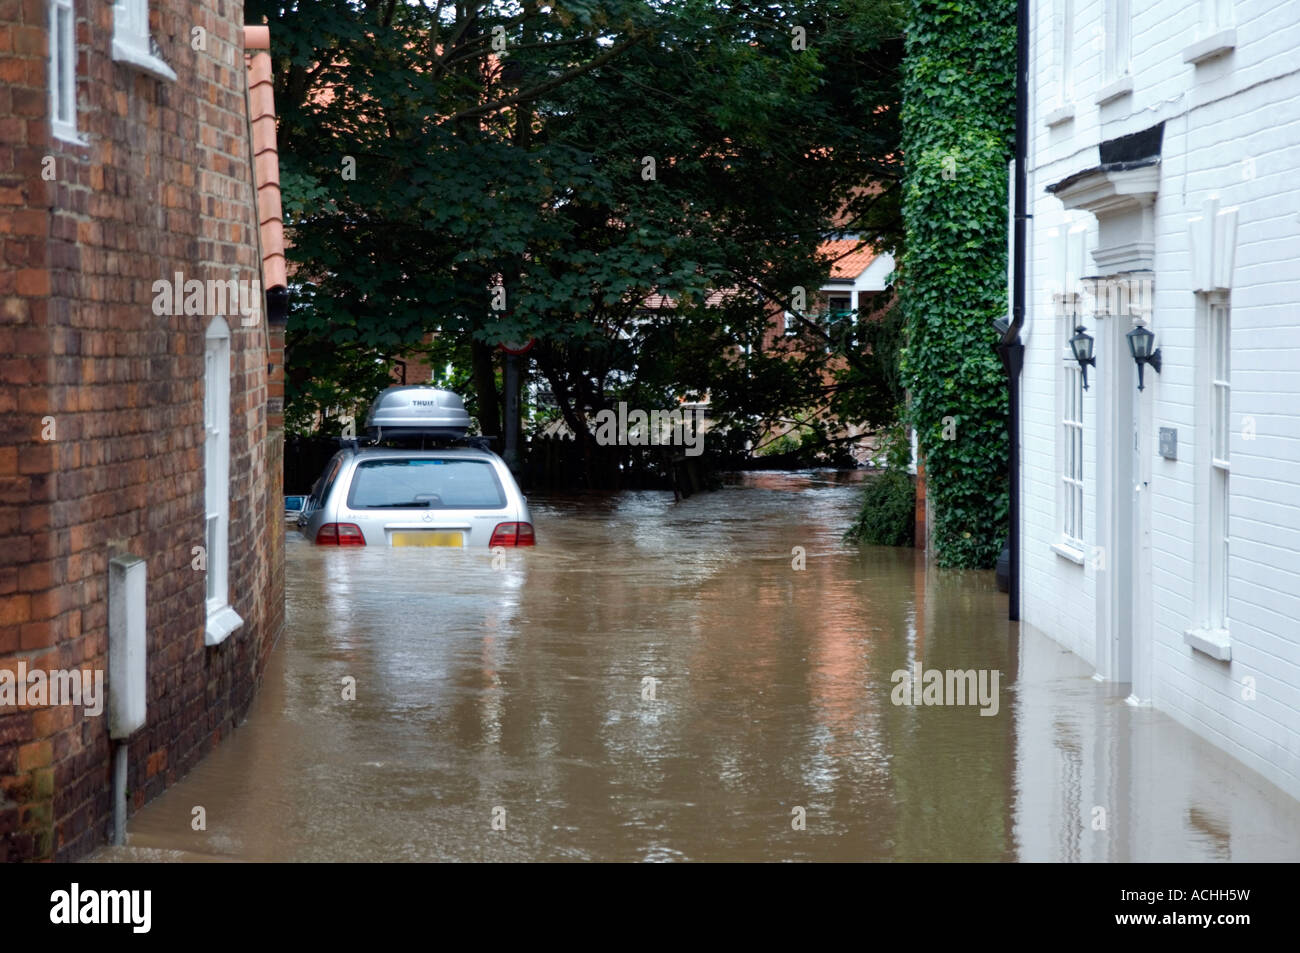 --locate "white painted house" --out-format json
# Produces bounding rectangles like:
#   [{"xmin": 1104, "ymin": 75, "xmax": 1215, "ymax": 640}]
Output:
[
  {"xmin": 1014, "ymin": 0, "xmax": 1300, "ymax": 800},
  {"xmin": 788, "ymin": 239, "xmax": 896, "ymax": 331}
]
